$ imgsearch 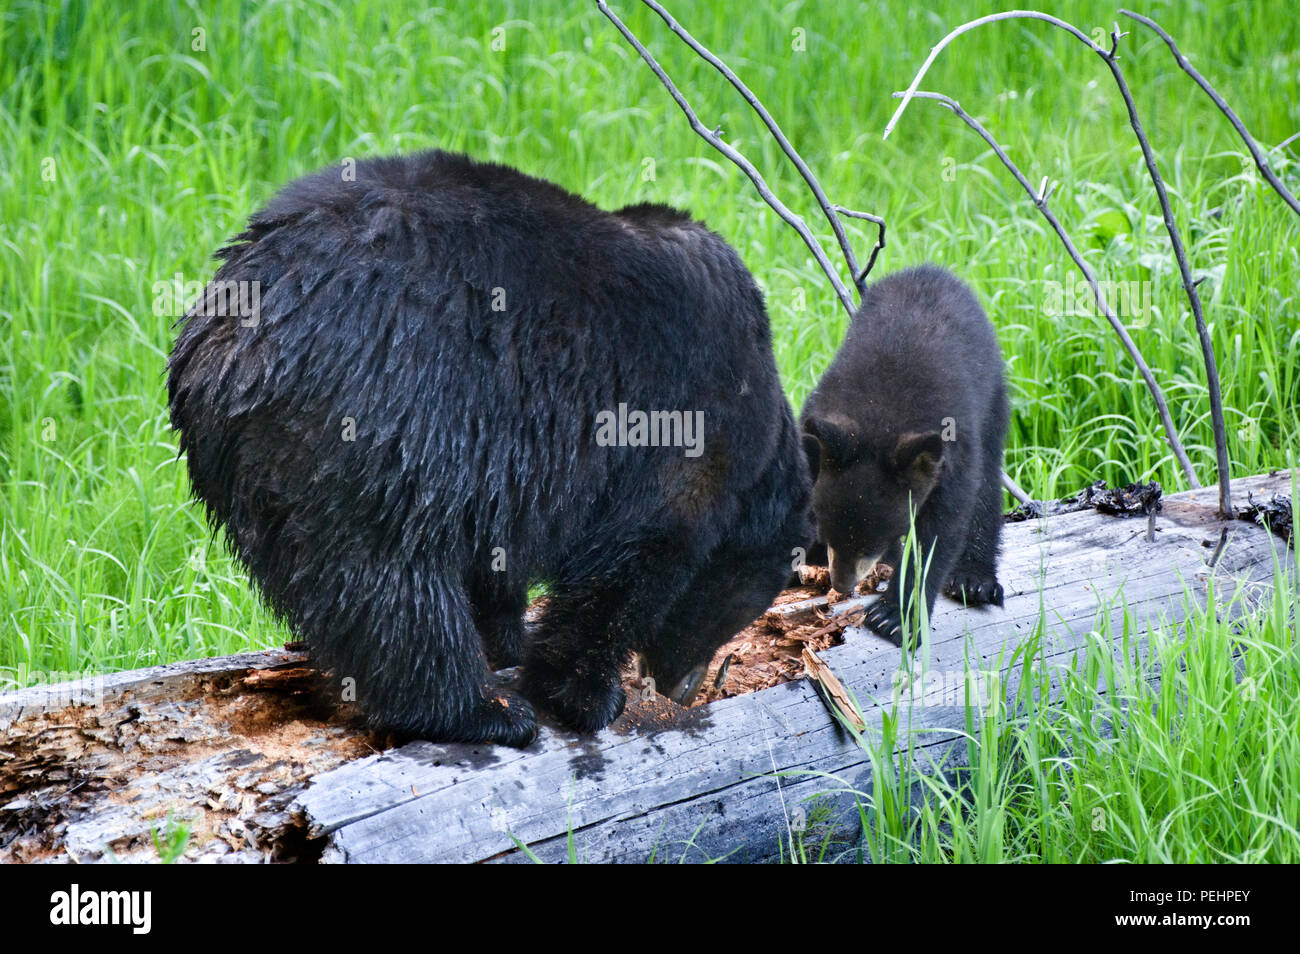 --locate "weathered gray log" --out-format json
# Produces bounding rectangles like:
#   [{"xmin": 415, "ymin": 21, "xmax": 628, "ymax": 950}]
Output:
[{"xmin": 1, "ymin": 471, "xmax": 1293, "ymax": 863}]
